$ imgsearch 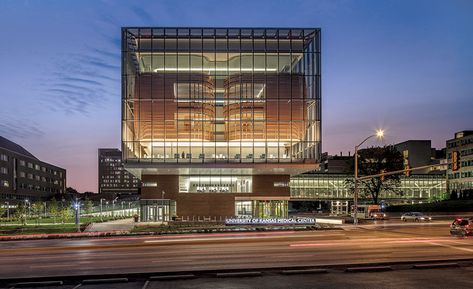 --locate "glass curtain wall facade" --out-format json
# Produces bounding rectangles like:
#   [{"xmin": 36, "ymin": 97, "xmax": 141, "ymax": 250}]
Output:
[
  {"xmin": 290, "ymin": 174, "xmax": 447, "ymax": 203},
  {"xmin": 122, "ymin": 28, "xmax": 321, "ymax": 164},
  {"xmin": 122, "ymin": 28, "xmax": 321, "ymax": 221}
]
